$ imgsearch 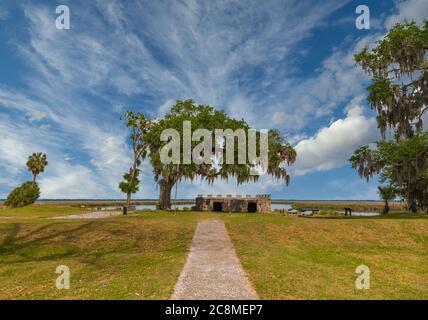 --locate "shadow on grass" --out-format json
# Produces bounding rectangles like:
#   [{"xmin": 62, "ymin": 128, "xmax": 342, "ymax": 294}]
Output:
[{"xmin": 0, "ymin": 221, "xmax": 125, "ymax": 265}]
